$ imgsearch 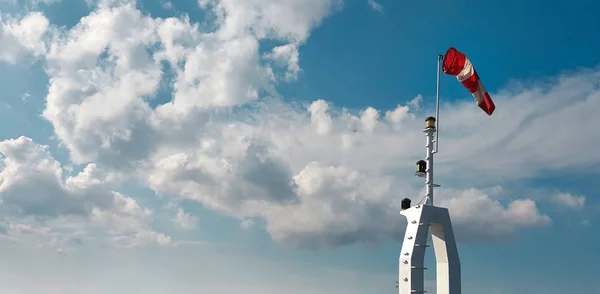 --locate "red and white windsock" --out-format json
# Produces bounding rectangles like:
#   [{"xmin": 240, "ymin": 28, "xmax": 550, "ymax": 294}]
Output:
[{"xmin": 442, "ymin": 47, "xmax": 495, "ymax": 116}]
